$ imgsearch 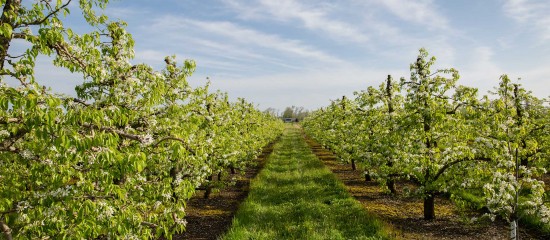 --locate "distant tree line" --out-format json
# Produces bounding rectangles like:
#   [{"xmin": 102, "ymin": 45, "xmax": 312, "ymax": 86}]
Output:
[{"xmin": 264, "ymin": 106, "xmax": 310, "ymax": 121}]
